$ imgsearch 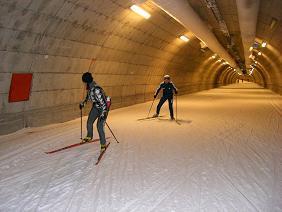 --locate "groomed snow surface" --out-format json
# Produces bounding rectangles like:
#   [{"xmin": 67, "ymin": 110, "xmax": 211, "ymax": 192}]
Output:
[{"xmin": 0, "ymin": 82, "xmax": 281, "ymax": 211}]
